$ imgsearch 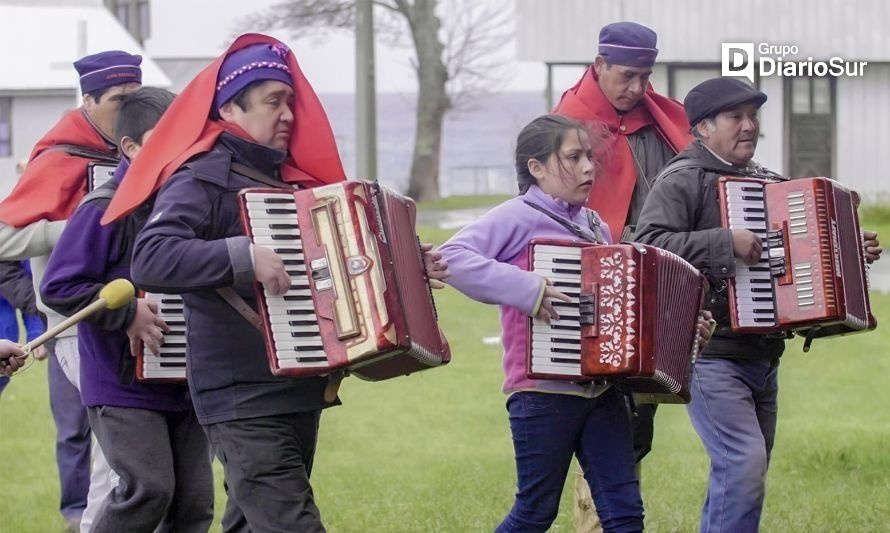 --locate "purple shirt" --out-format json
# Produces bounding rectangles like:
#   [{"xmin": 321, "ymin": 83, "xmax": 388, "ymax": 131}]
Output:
[
  {"xmin": 41, "ymin": 160, "xmax": 191, "ymax": 411},
  {"xmin": 438, "ymin": 185, "xmax": 613, "ymax": 397}
]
